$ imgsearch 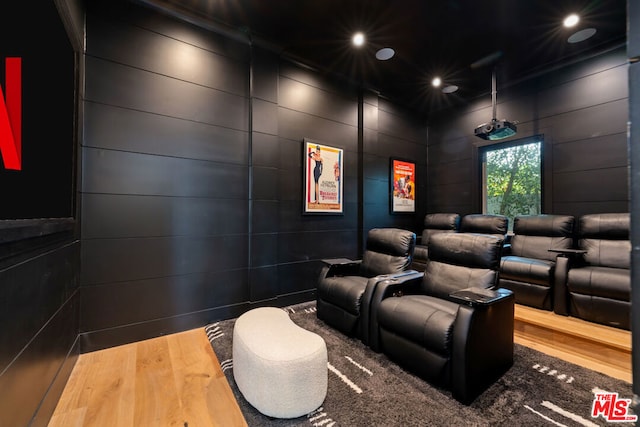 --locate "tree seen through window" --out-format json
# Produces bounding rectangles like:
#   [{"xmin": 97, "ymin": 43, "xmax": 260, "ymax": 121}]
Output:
[{"xmin": 482, "ymin": 138, "xmax": 542, "ymax": 230}]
